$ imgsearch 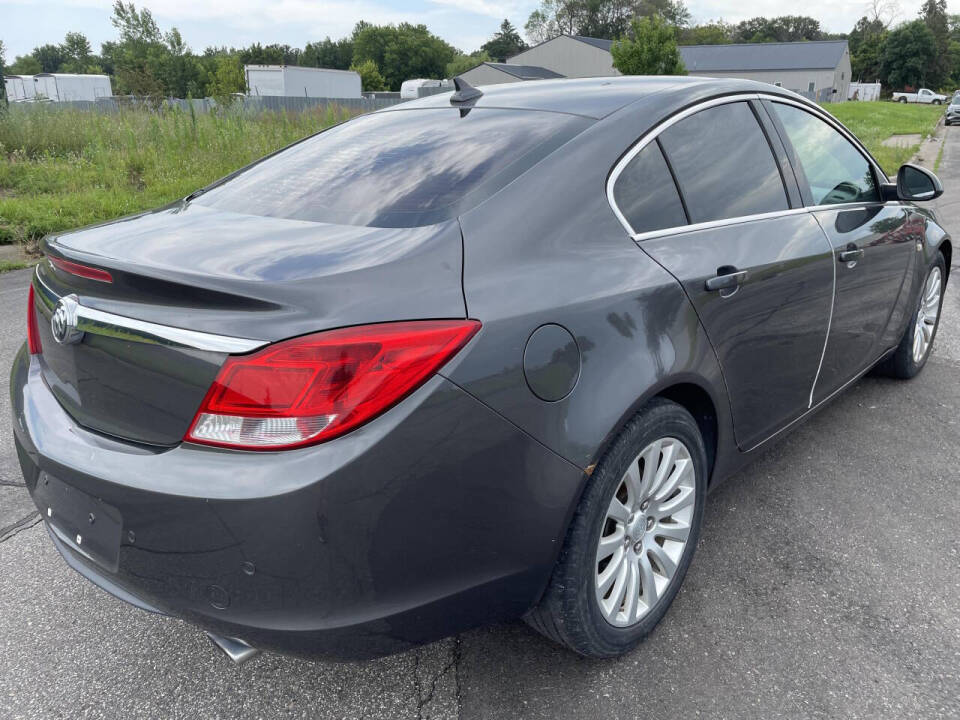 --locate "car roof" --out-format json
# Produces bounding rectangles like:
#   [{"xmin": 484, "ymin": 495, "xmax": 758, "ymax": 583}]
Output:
[{"xmin": 384, "ymin": 76, "xmax": 806, "ymax": 120}]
